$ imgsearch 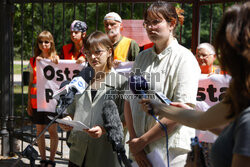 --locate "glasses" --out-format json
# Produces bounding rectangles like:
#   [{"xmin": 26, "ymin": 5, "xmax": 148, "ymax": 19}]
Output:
[
  {"xmin": 85, "ymin": 49, "xmax": 107, "ymax": 58},
  {"xmin": 196, "ymin": 54, "xmax": 214, "ymax": 59},
  {"xmin": 38, "ymin": 40, "xmax": 50, "ymax": 44},
  {"xmin": 143, "ymin": 19, "xmax": 165, "ymax": 28}
]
